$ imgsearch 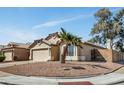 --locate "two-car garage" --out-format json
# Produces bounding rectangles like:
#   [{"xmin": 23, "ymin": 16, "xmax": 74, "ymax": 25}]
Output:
[
  {"xmin": 30, "ymin": 41, "xmax": 60, "ymax": 62},
  {"xmin": 32, "ymin": 49, "xmax": 50, "ymax": 62}
]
